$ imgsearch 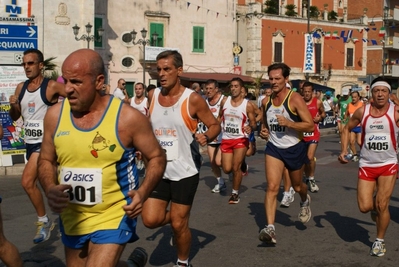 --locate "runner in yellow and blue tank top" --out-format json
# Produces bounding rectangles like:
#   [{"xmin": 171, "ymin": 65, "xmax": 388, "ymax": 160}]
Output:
[{"xmin": 38, "ymin": 49, "xmax": 166, "ymax": 267}]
